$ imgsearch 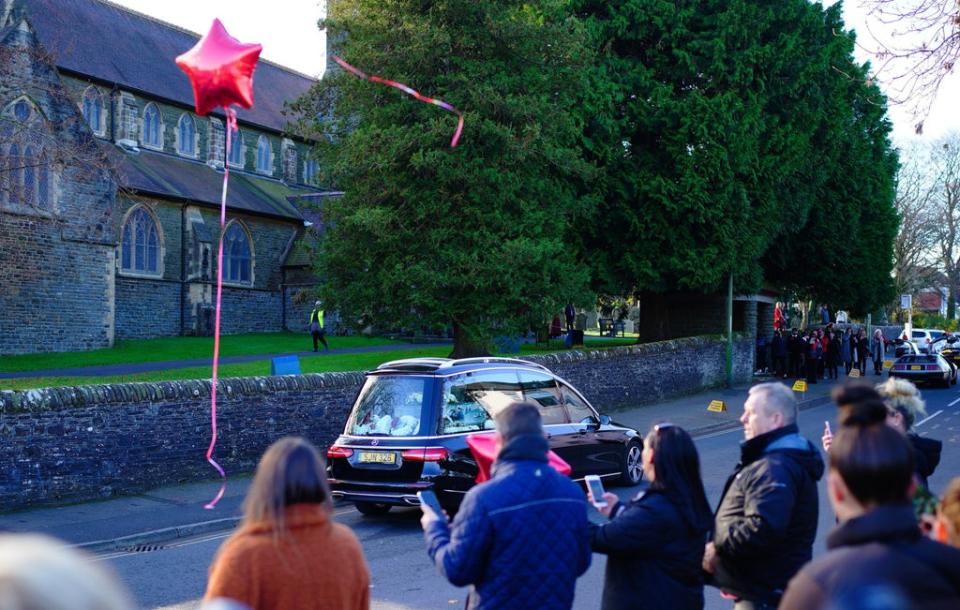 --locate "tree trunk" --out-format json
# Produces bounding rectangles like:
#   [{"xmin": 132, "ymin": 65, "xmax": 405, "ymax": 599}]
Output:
[
  {"xmin": 449, "ymin": 322, "xmax": 490, "ymax": 359},
  {"xmin": 949, "ymin": 283, "xmax": 957, "ymax": 321}
]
